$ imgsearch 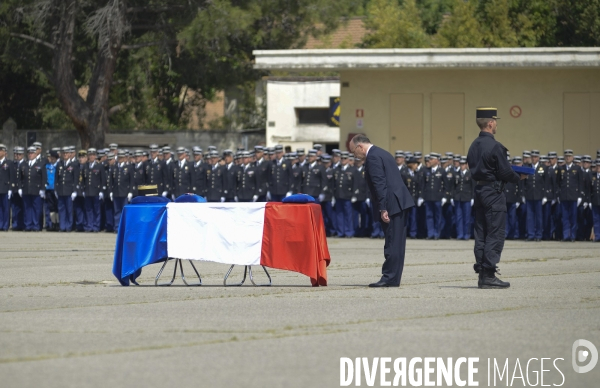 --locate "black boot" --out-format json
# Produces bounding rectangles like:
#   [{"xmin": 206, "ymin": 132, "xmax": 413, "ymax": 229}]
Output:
[
  {"xmin": 479, "ymin": 268, "xmax": 510, "ymax": 289},
  {"xmin": 473, "ymin": 263, "xmax": 483, "ymax": 288}
]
